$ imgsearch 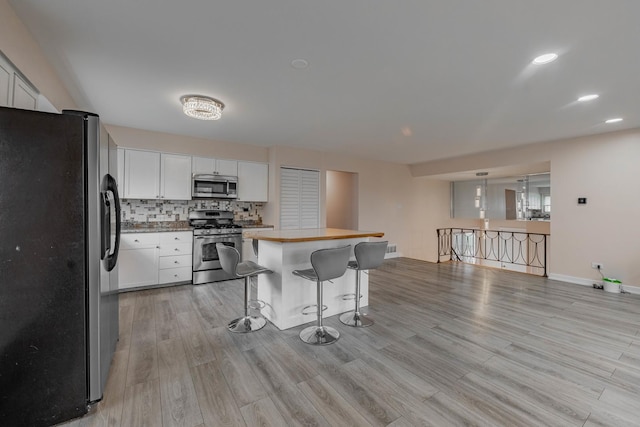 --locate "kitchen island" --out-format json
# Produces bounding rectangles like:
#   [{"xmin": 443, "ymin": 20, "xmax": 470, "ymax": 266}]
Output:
[{"xmin": 242, "ymin": 228, "xmax": 384, "ymax": 330}]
